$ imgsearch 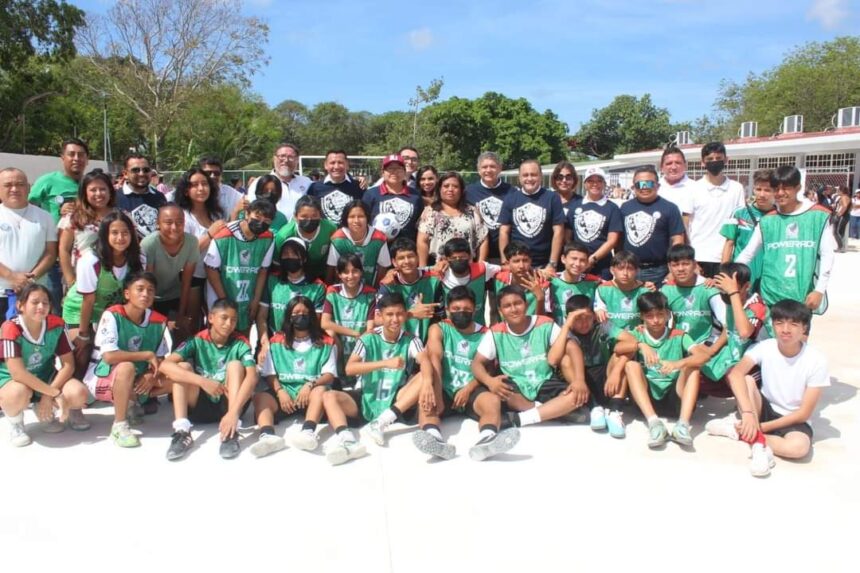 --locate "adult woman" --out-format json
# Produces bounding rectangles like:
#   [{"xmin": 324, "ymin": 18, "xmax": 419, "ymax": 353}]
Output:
[
  {"xmin": 550, "ymin": 160, "xmax": 580, "ymax": 218},
  {"xmin": 416, "ymin": 165, "xmax": 439, "ymax": 207},
  {"xmin": 849, "ymin": 189, "xmax": 860, "ymax": 241},
  {"xmin": 416, "ymin": 171, "xmax": 487, "ymax": 266},
  {"xmin": 568, "ymin": 167, "xmax": 622, "ymax": 279},
  {"xmin": 833, "ymin": 185, "xmax": 851, "ymax": 252}
]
